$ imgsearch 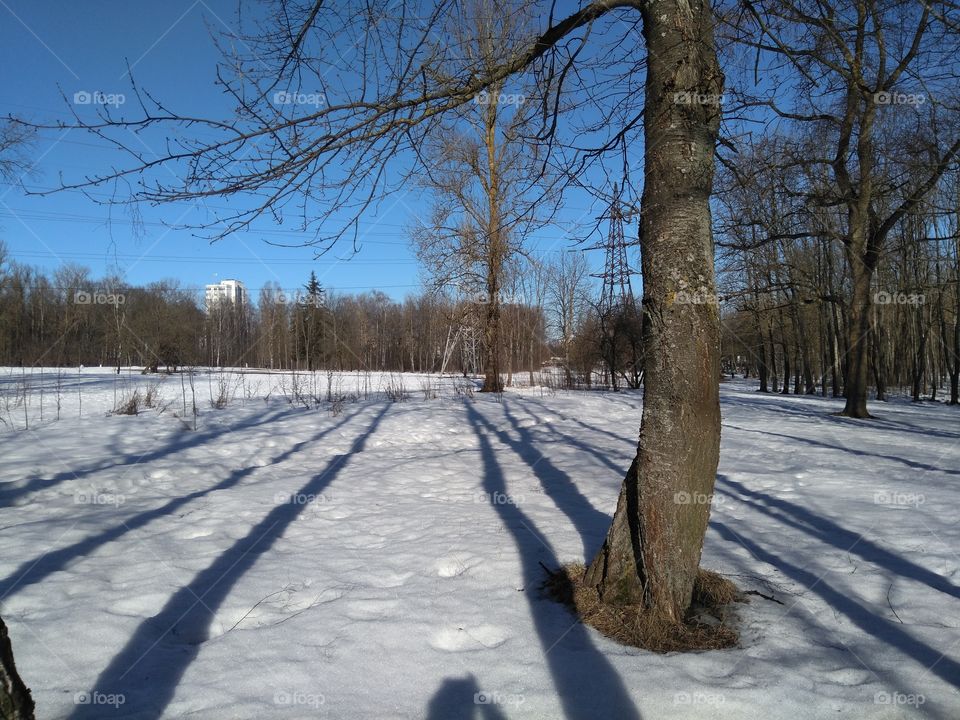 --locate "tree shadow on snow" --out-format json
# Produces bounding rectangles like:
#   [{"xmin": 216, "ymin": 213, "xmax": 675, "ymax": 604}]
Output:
[
  {"xmin": 0, "ymin": 407, "xmax": 365, "ymax": 603},
  {"xmin": 464, "ymin": 400, "xmax": 640, "ymax": 720},
  {"xmin": 721, "ymin": 392, "xmax": 960, "ymax": 443},
  {"xmin": 67, "ymin": 404, "xmax": 390, "ymax": 719},
  {"xmin": 715, "ymin": 475, "xmax": 960, "ymax": 602},
  {"xmin": 514, "ymin": 396, "xmax": 637, "ymax": 449},
  {"xmin": 0, "ymin": 406, "xmax": 303, "ymax": 505},
  {"xmin": 471, "ymin": 398, "xmax": 611, "ymax": 564},
  {"xmin": 506, "ymin": 399, "xmax": 629, "ymax": 476},
  {"xmin": 723, "ymin": 423, "xmax": 960, "ymax": 478},
  {"xmin": 711, "ymin": 519, "xmax": 960, "ymax": 715}
]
